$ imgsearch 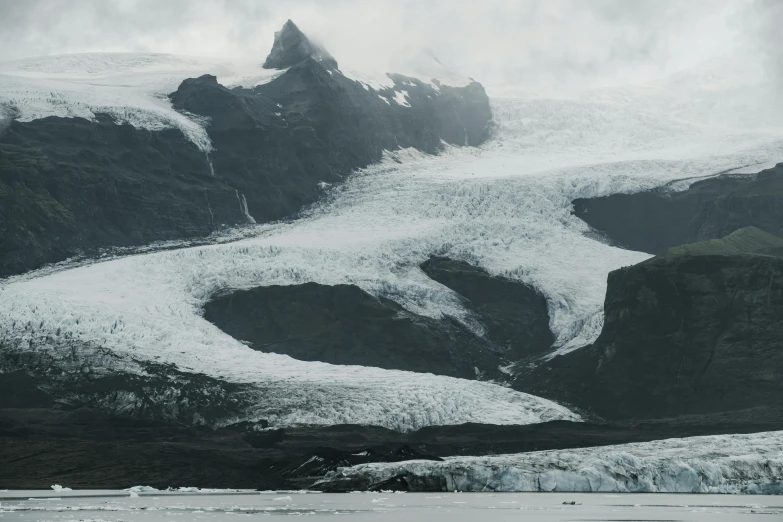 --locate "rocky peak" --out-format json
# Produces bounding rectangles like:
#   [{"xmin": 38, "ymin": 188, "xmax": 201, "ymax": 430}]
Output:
[{"xmin": 263, "ymin": 19, "xmax": 338, "ymax": 70}]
